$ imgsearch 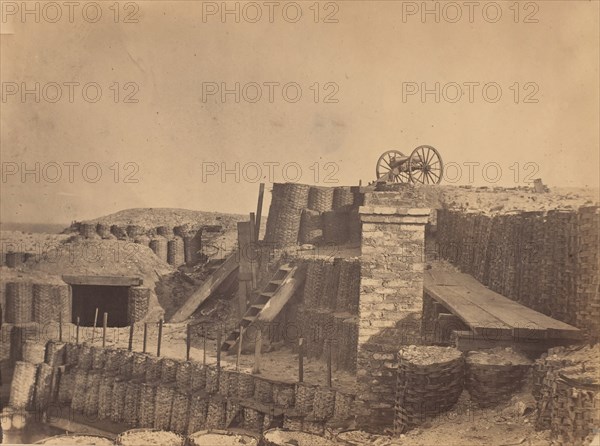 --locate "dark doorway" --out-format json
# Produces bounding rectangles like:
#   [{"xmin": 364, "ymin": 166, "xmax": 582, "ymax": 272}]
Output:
[{"xmin": 71, "ymin": 285, "xmax": 129, "ymax": 327}]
